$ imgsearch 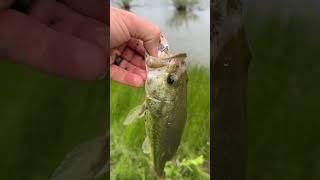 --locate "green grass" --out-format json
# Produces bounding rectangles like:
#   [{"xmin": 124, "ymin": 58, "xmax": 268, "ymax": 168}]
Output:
[
  {"xmin": 1, "ymin": 11, "xmax": 318, "ymax": 180},
  {"xmin": 110, "ymin": 66, "xmax": 210, "ymax": 179}
]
